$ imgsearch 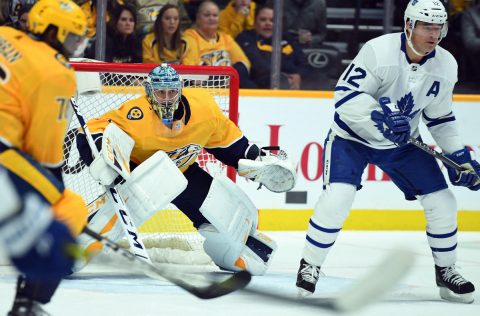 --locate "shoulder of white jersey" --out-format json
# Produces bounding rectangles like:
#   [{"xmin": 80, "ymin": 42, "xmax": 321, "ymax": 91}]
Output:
[
  {"xmin": 362, "ymin": 32, "xmax": 403, "ymax": 59},
  {"xmin": 433, "ymin": 46, "xmax": 458, "ymax": 82}
]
